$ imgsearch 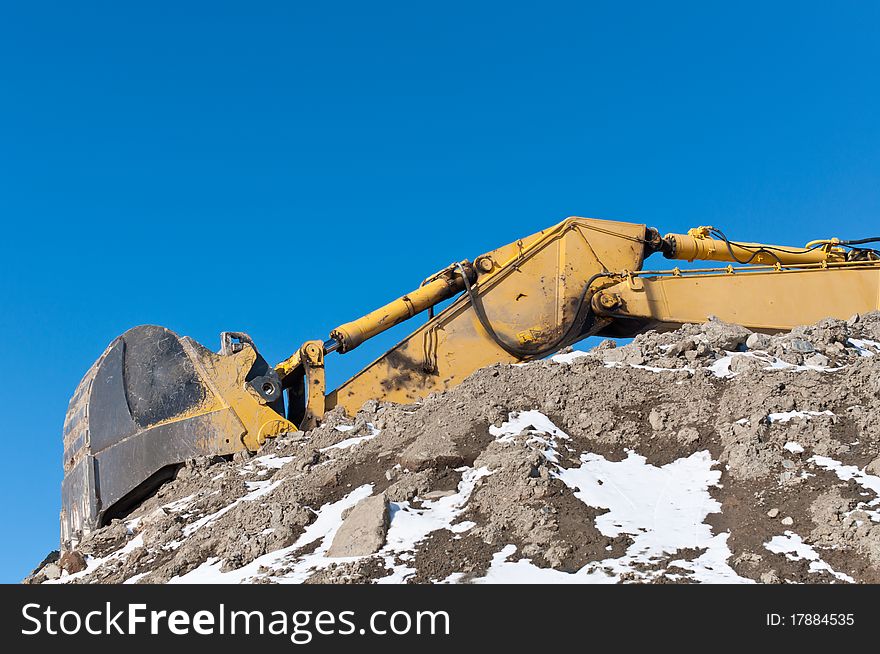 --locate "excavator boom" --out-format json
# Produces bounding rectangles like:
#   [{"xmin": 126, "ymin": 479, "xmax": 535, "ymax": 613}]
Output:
[{"xmin": 60, "ymin": 217, "xmax": 880, "ymax": 545}]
